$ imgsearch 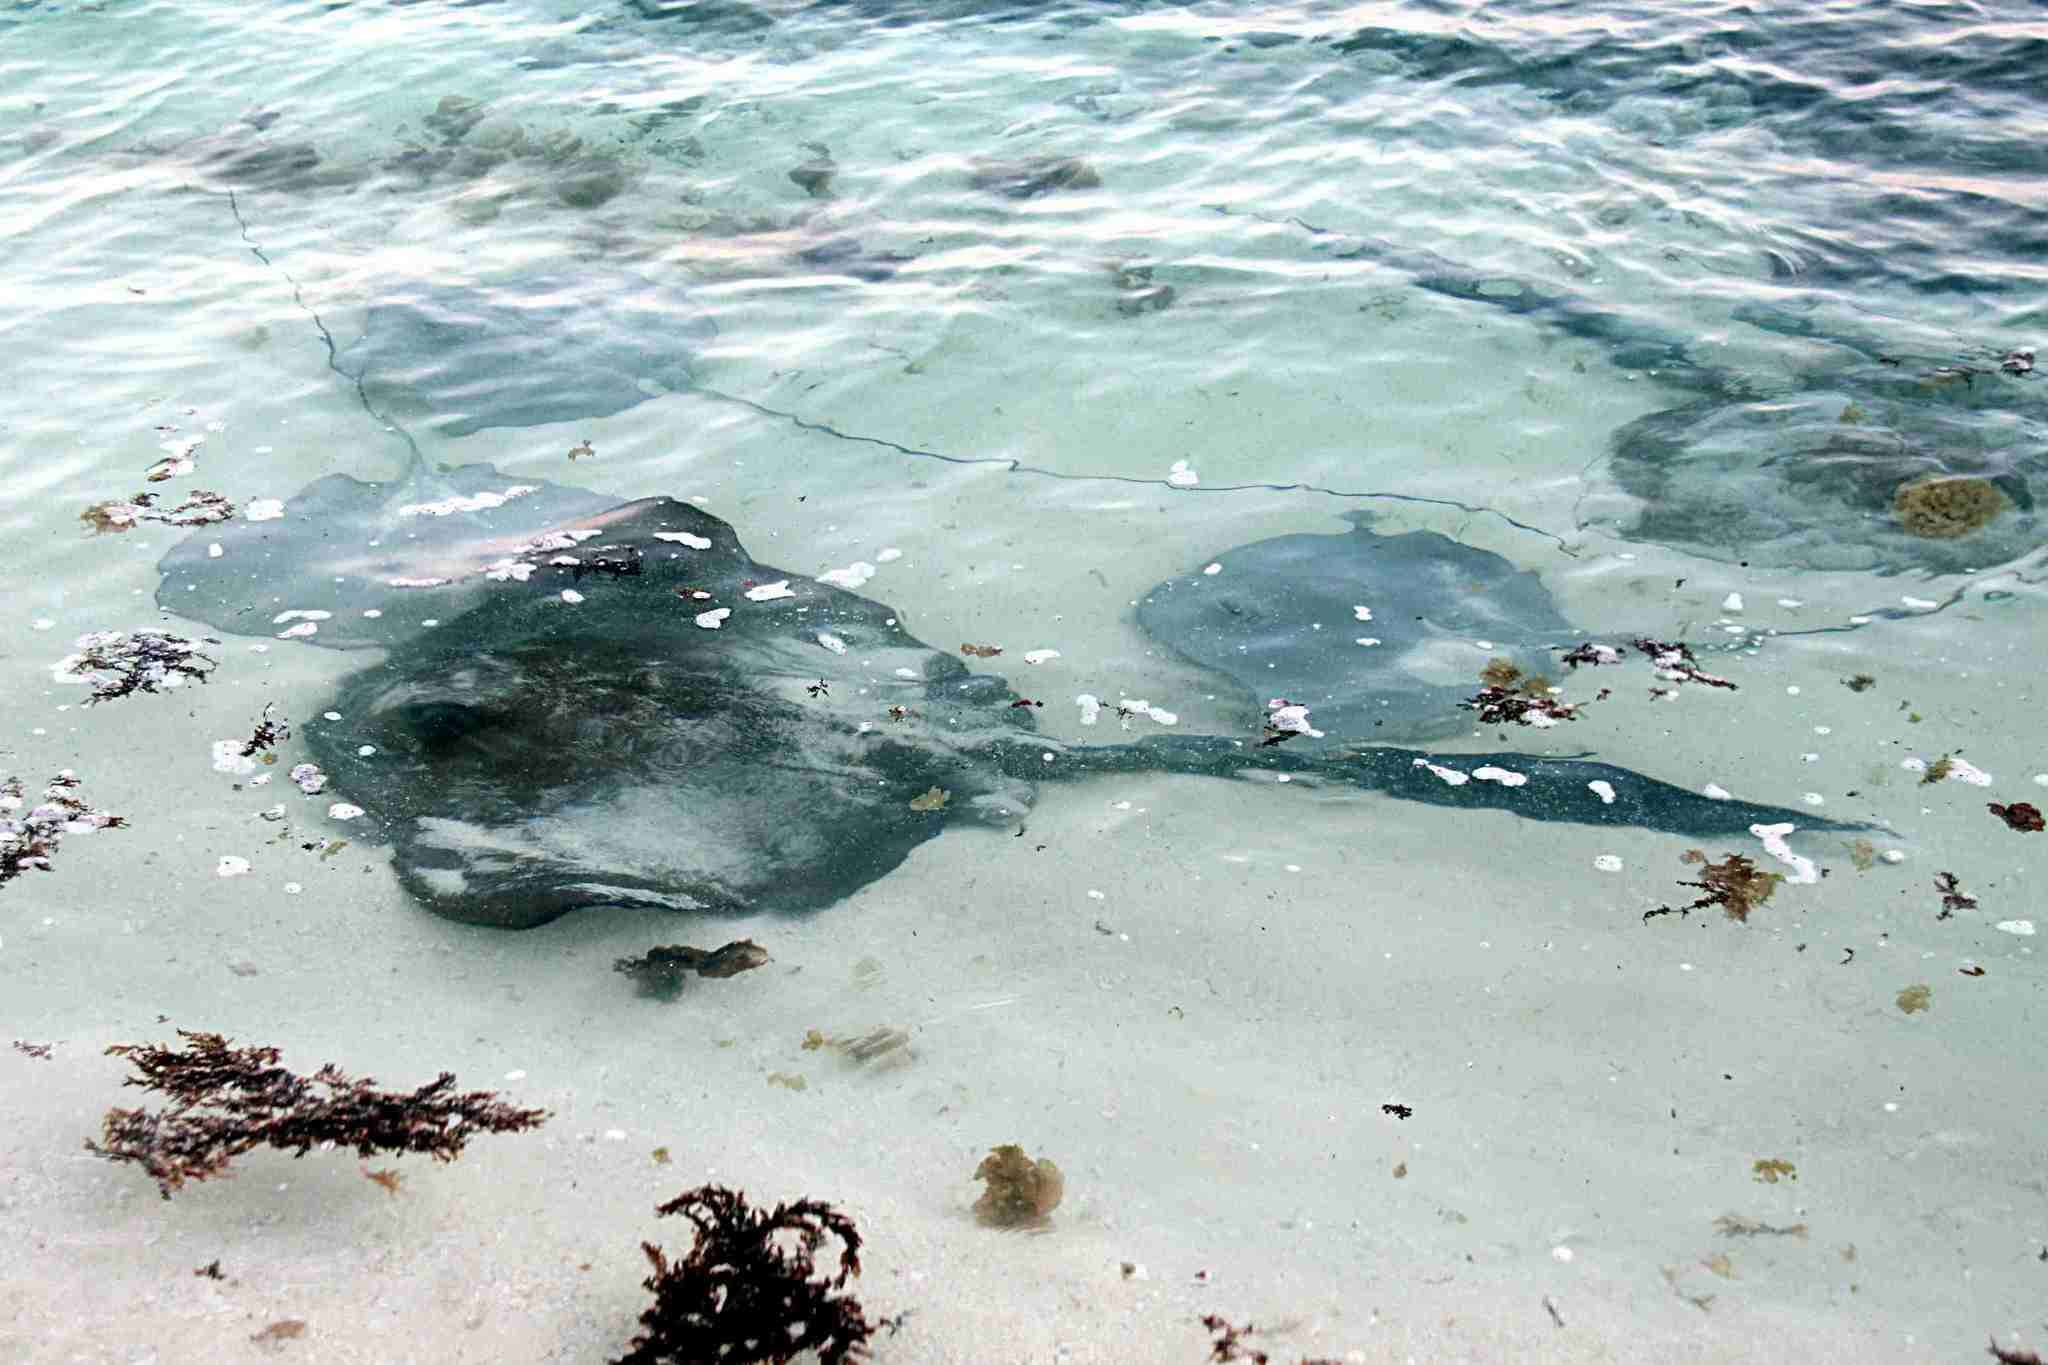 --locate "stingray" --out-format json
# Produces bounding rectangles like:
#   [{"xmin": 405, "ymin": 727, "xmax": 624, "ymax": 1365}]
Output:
[
  {"xmin": 153, "ymin": 481, "xmax": 1853, "ymax": 929},
  {"xmin": 1321, "ymin": 229, "xmax": 2044, "ymax": 574},
  {"xmin": 334, "ymin": 271, "xmax": 716, "ymax": 437},
  {"xmin": 1136, "ymin": 514, "xmax": 1581, "ymax": 743}
]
